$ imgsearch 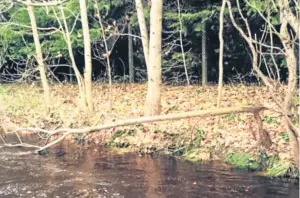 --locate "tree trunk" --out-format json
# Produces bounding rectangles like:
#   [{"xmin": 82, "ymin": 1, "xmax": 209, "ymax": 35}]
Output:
[
  {"xmin": 279, "ymin": 19, "xmax": 299, "ymax": 168},
  {"xmin": 217, "ymin": 0, "xmax": 226, "ymax": 117},
  {"xmin": 135, "ymin": 0, "xmax": 150, "ymax": 69},
  {"xmin": 177, "ymin": 0, "xmax": 189, "ymax": 86},
  {"xmin": 128, "ymin": 21, "xmax": 134, "ymax": 83},
  {"xmin": 201, "ymin": 21, "xmax": 207, "ymax": 86},
  {"xmin": 79, "ymin": 0, "xmax": 93, "ymax": 112},
  {"xmin": 58, "ymin": 6, "xmax": 87, "ymax": 109},
  {"xmin": 27, "ymin": 1, "xmax": 50, "ymax": 108},
  {"xmin": 145, "ymin": 0, "xmax": 163, "ymax": 116},
  {"xmin": 94, "ymin": 0, "xmax": 112, "ymax": 107}
]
